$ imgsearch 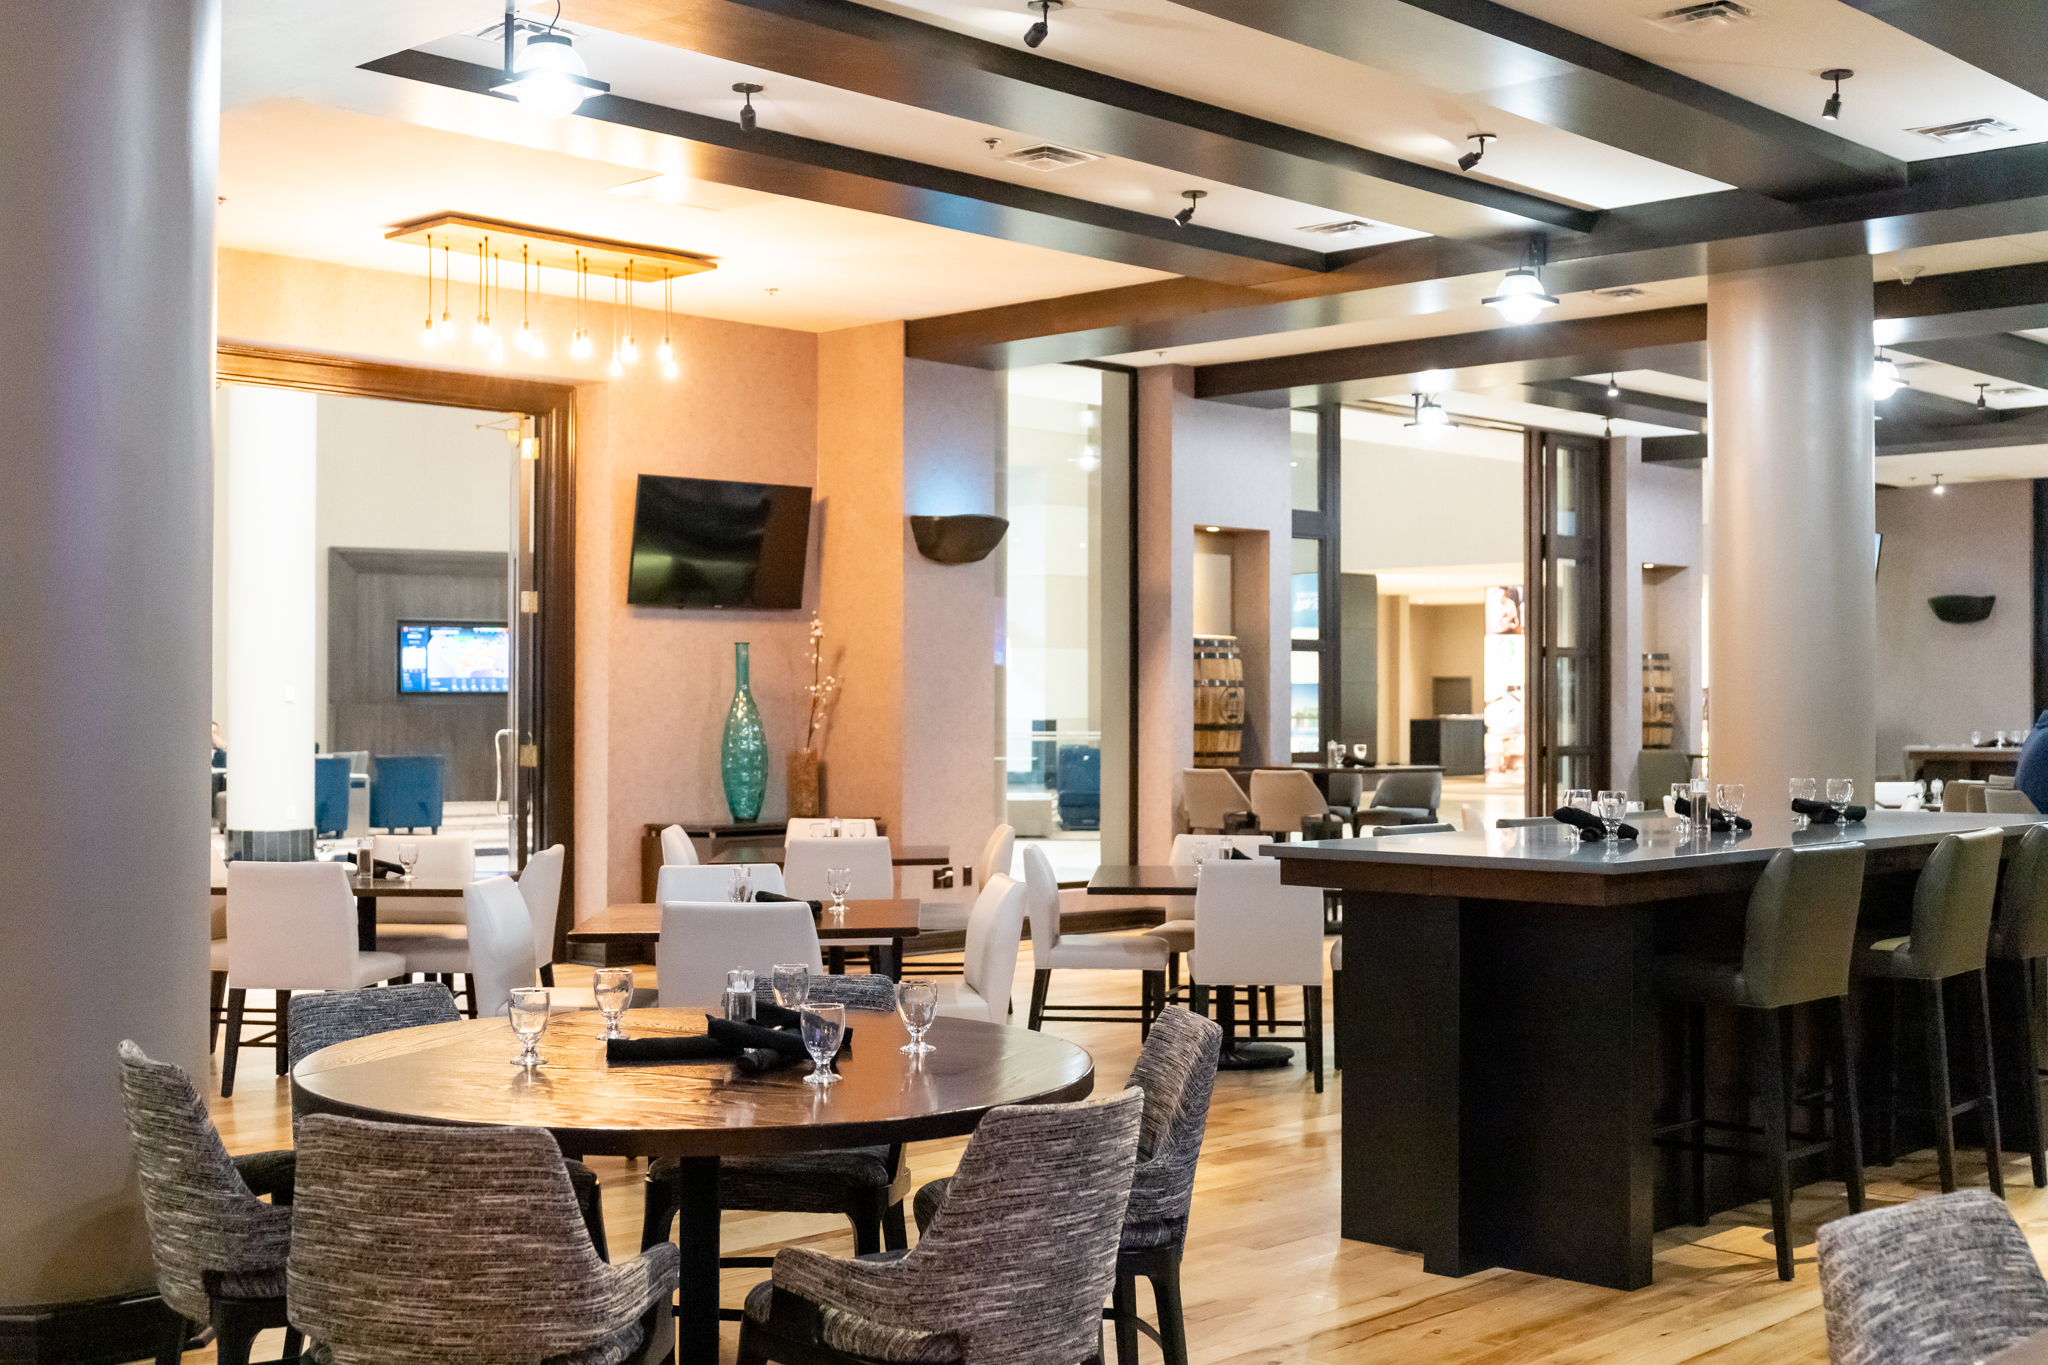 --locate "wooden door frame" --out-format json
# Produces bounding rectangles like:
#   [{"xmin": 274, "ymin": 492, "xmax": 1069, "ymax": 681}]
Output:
[
  {"xmin": 1523, "ymin": 428, "xmax": 1613, "ymax": 814},
  {"xmin": 215, "ymin": 343, "xmax": 578, "ymax": 954}
]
